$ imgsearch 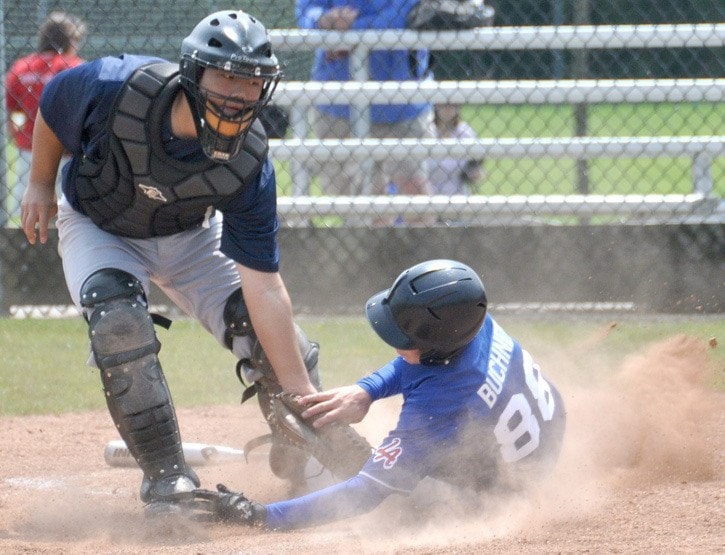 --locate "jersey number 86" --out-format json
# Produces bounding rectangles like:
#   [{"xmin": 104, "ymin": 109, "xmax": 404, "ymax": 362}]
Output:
[{"xmin": 493, "ymin": 350, "xmax": 556, "ymax": 462}]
